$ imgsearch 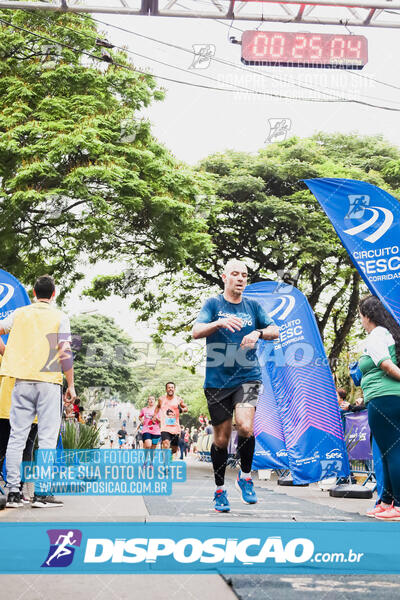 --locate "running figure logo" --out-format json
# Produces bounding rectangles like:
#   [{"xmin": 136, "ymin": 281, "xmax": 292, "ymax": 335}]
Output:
[
  {"xmin": 41, "ymin": 529, "xmax": 82, "ymax": 568},
  {"xmin": 344, "ymin": 194, "xmax": 394, "ymax": 243},
  {"xmin": 189, "ymin": 44, "xmax": 216, "ymax": 69},
  {"xmin": 265, "ymin": 118, "xmax": 291, "ymax": 143}
]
